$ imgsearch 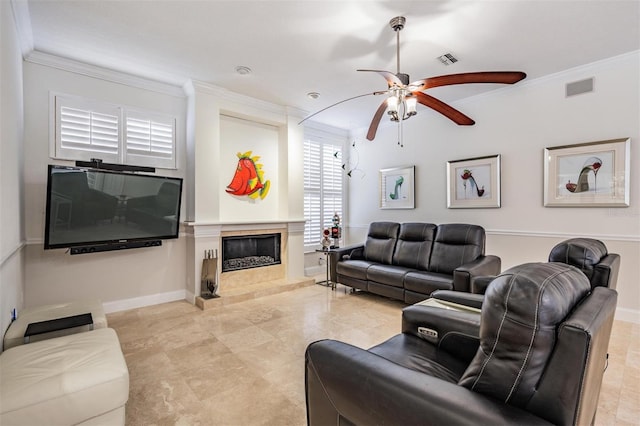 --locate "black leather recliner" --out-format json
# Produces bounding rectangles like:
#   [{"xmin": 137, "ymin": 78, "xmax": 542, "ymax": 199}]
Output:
[
  {"xmin": 305, "ymin": 262, "xmax": 618, "ymax": 425},
  {"xmin": 431, "ymin": 237, "xmax": 620, "ymax": 310}
]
